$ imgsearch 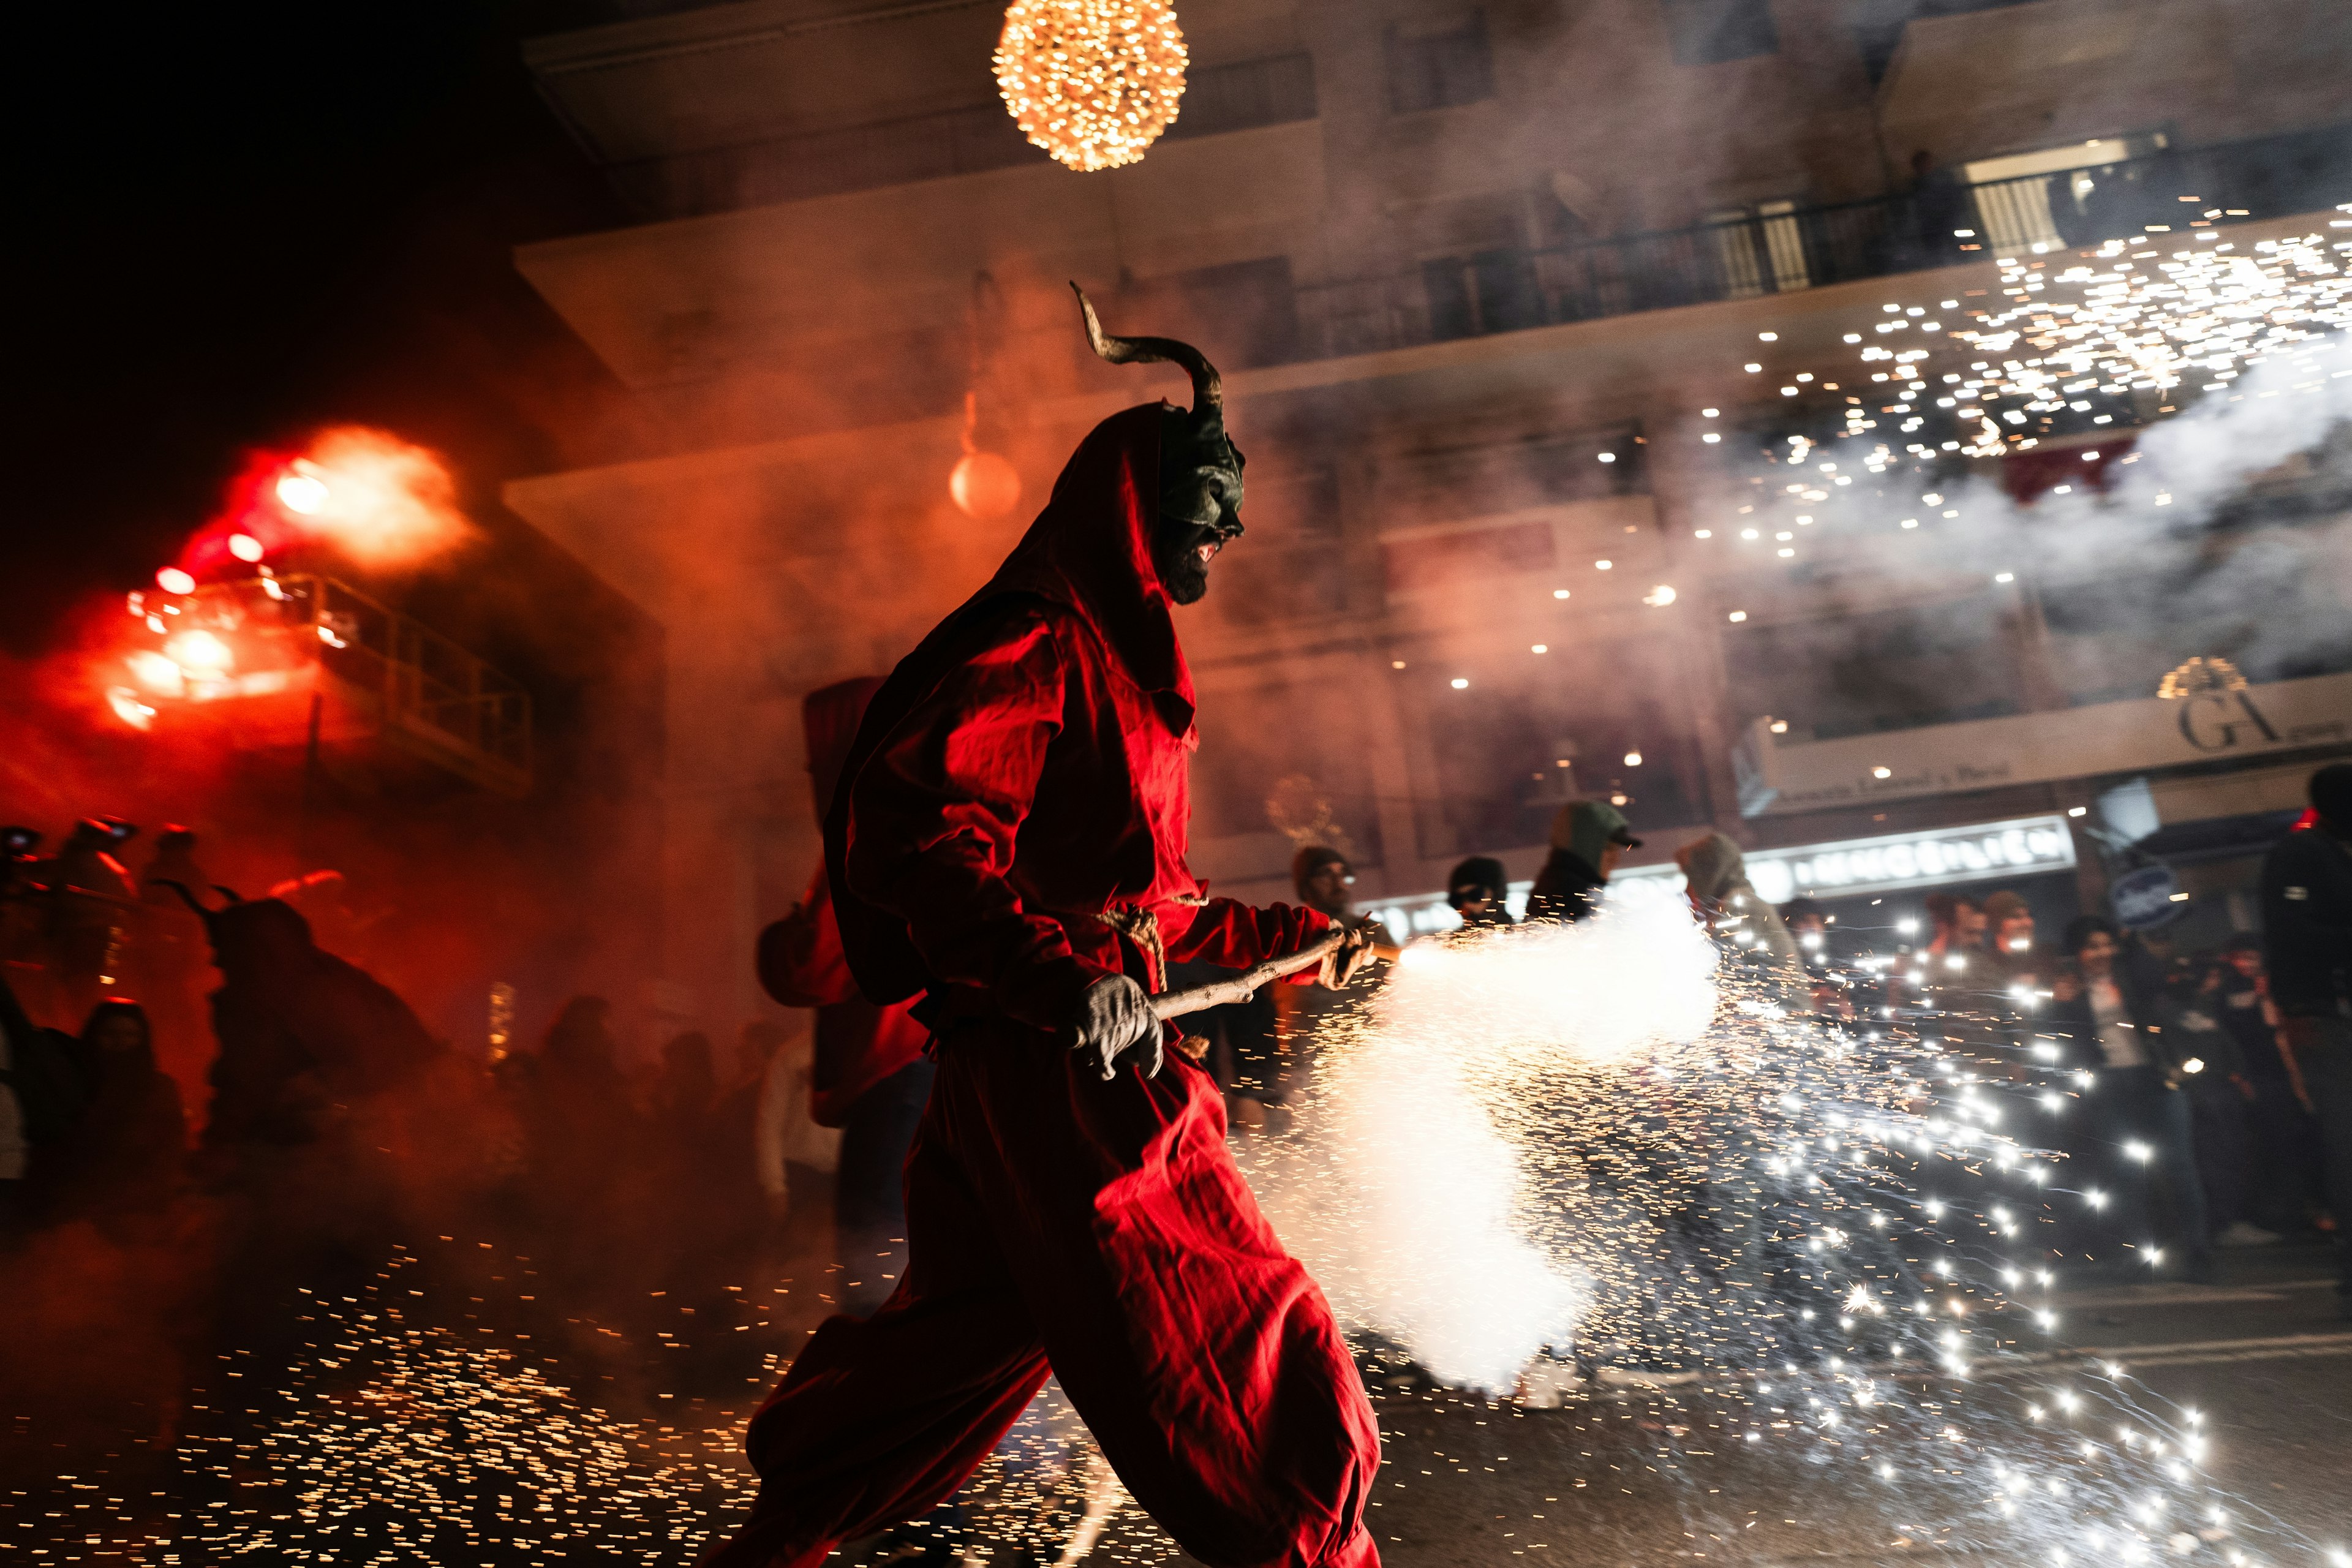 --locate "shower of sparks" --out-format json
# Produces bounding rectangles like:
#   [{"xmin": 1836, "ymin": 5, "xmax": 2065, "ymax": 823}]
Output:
[
  {"xmin": 12, "ymin": 900, "xmax": 2345, "ymax": 1566},
  {"xmin": 1243, "ymin": 896, "xmax": 2336, "ymax": 1564},
  {"xmin": 1697, "ymin": 206, "xmax": 2352, "ymax": 558},
  {"xmin": 11, "ymin": 1248, "xmax": 1169, "ymax": 1567}
]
